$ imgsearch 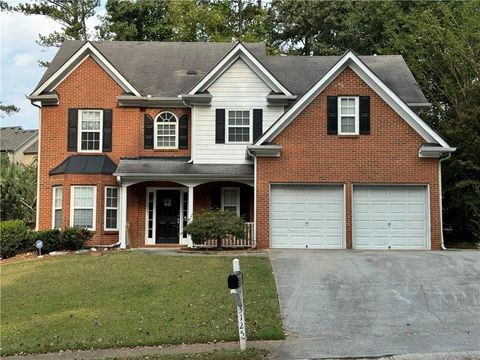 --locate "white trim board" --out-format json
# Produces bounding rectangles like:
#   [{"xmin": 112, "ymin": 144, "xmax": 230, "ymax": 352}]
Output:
[
  {"xmin": 188, "ymin": 43, "xmax": 292, "ymax": 96},
  {"xmin": 31, "ymin": 42, "xmax": 141, "ymax": 97},
  {"xmin": 255, "ymin": 51, "xmax": 451, "ymax": 149}
]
